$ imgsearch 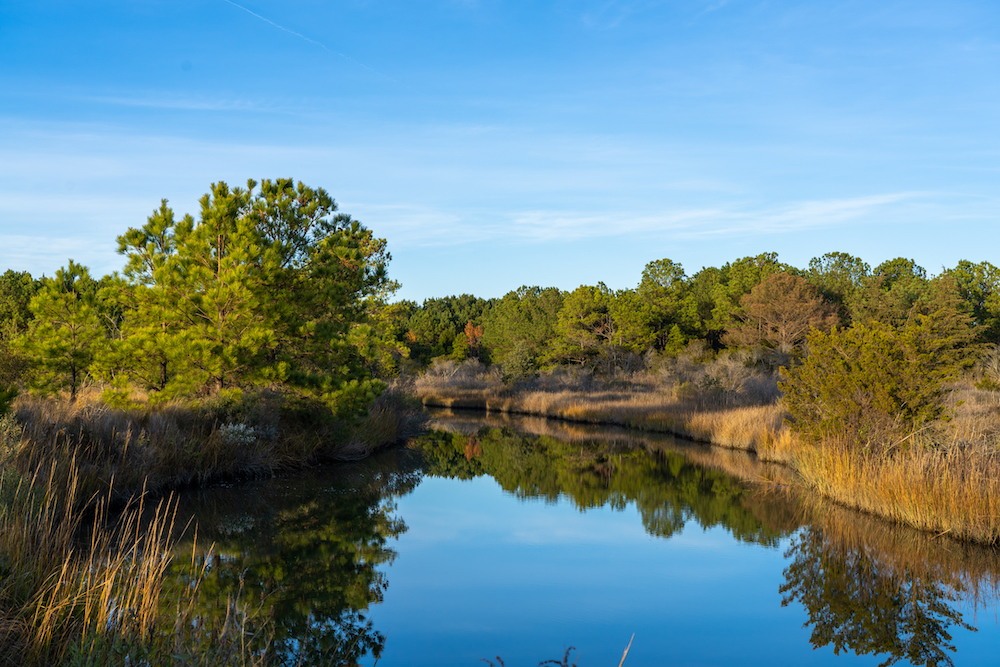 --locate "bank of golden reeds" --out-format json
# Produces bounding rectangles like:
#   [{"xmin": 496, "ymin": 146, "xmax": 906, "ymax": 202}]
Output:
[
  {"xmin": 794, "ymin": 440, "xmax": 1000, "ymax": 545},
  {"xmin": 0, "ymin": 460, "xmax": 271, "ymax": 666},
  {"xmin": 418, "ymin": 387, "xmax": 793, "ymax": 462},
  {"xmin": 428, "ymin": 408, "xmax": 797, "ymax": 487},
  {"xmin": 420, "ymin": 376, "xmax": 1000, "ymax": 545}
]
